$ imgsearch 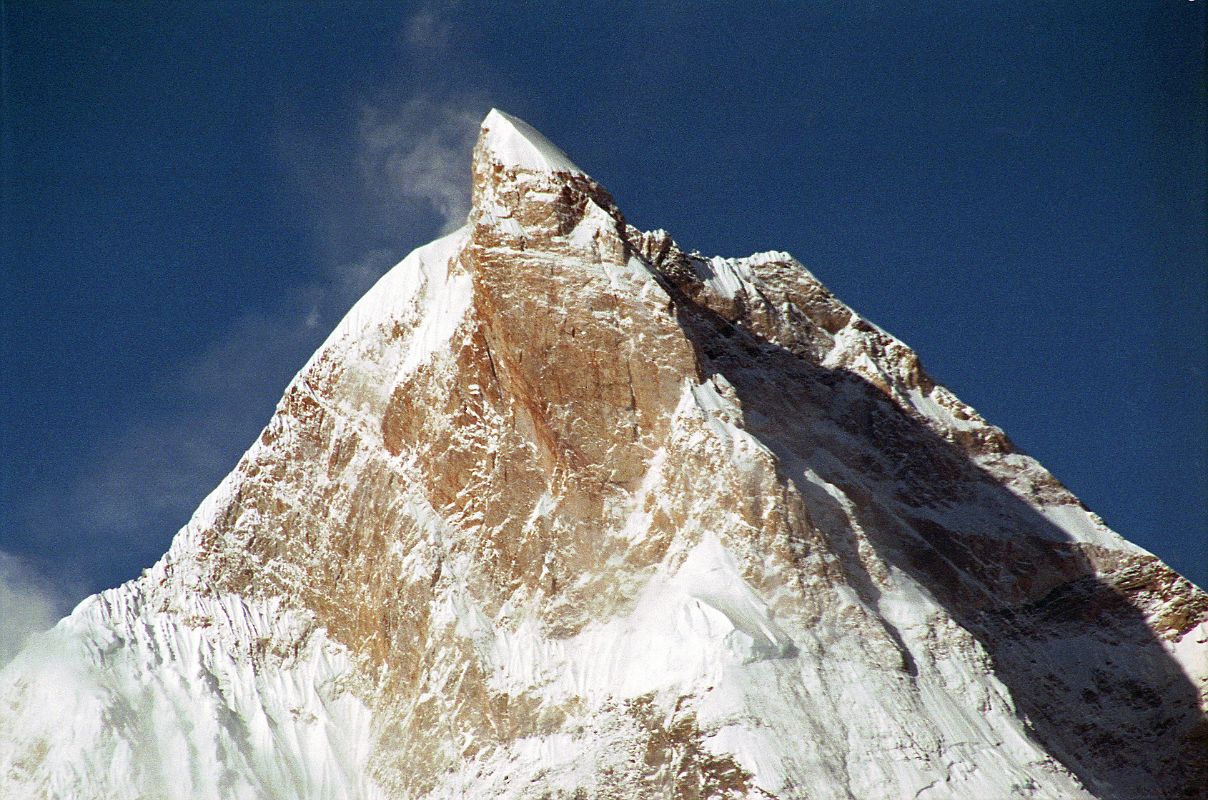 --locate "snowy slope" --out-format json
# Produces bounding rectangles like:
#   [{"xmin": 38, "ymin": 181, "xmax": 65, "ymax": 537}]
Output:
[{"xmin": 1, "ymin": 109, "xmax": 1204, "ymax": 800}]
